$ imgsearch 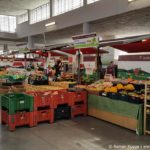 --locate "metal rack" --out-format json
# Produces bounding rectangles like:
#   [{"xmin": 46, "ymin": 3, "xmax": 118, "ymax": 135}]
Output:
[{"xmin": 144, "ymin": 82, "xmax": 150, "ymax": 135}]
